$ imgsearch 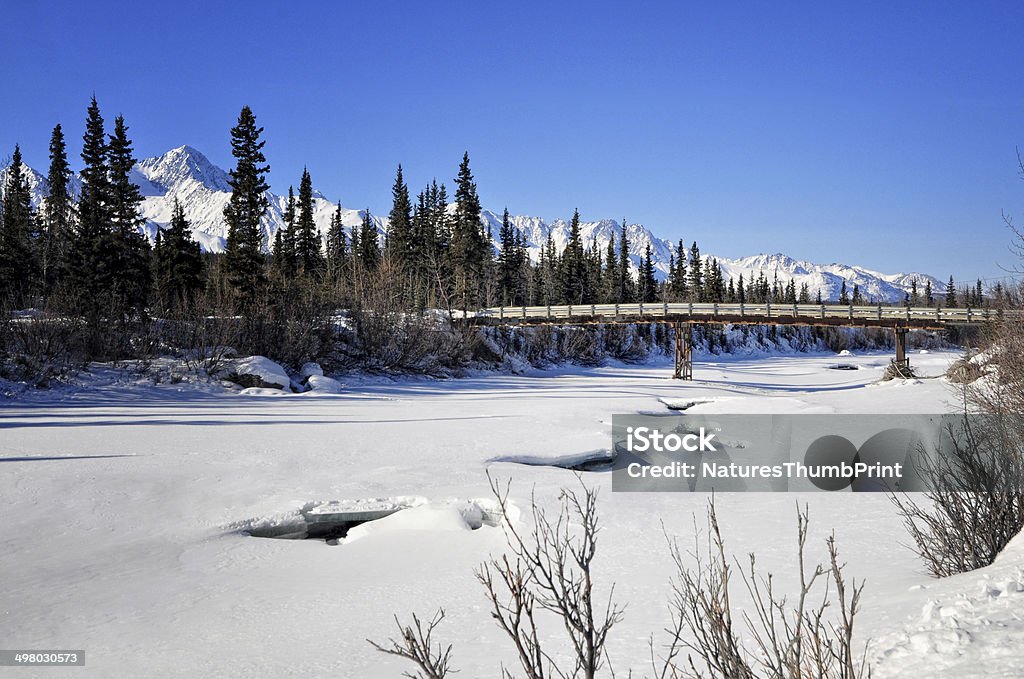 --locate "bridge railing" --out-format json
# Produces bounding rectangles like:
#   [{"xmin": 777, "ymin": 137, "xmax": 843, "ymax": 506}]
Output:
[{"xmin": 478, "ymin": 302, "xmax": 1008, "ymax": 325}]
